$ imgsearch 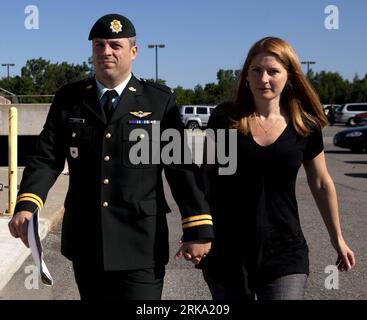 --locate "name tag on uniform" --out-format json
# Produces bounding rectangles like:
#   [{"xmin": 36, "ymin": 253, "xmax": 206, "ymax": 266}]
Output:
[
  {"xmin": 68, "ymin": 118, "xmax": 86, "ymax": 124},
  {"xmin": 70, "ymin": 147, "xmax": 79, "ymax": 159}
]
